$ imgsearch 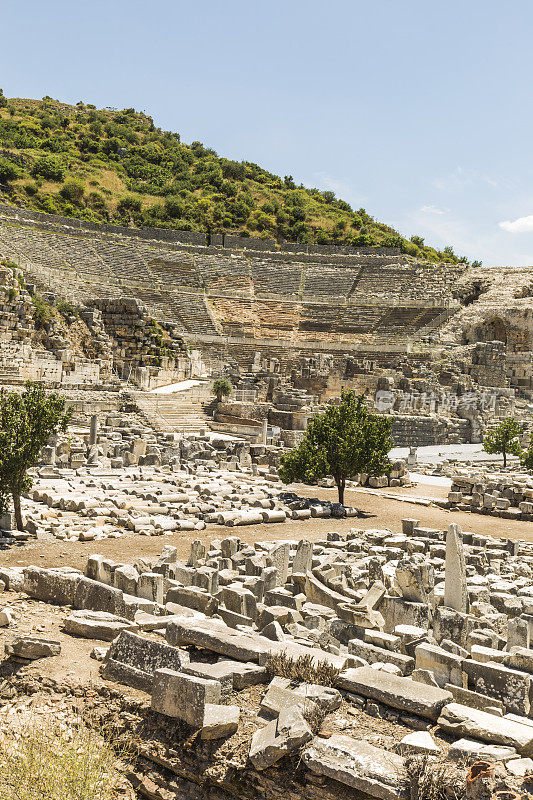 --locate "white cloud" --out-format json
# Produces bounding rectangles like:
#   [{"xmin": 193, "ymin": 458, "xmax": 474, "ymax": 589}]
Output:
[
  {"xmin": 420, "ymin": 205, "xmax": 447, "ymax": 215},
  {"xmin": 499, "ymin": 214, "xmax": 533, "ymax": 233}
]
